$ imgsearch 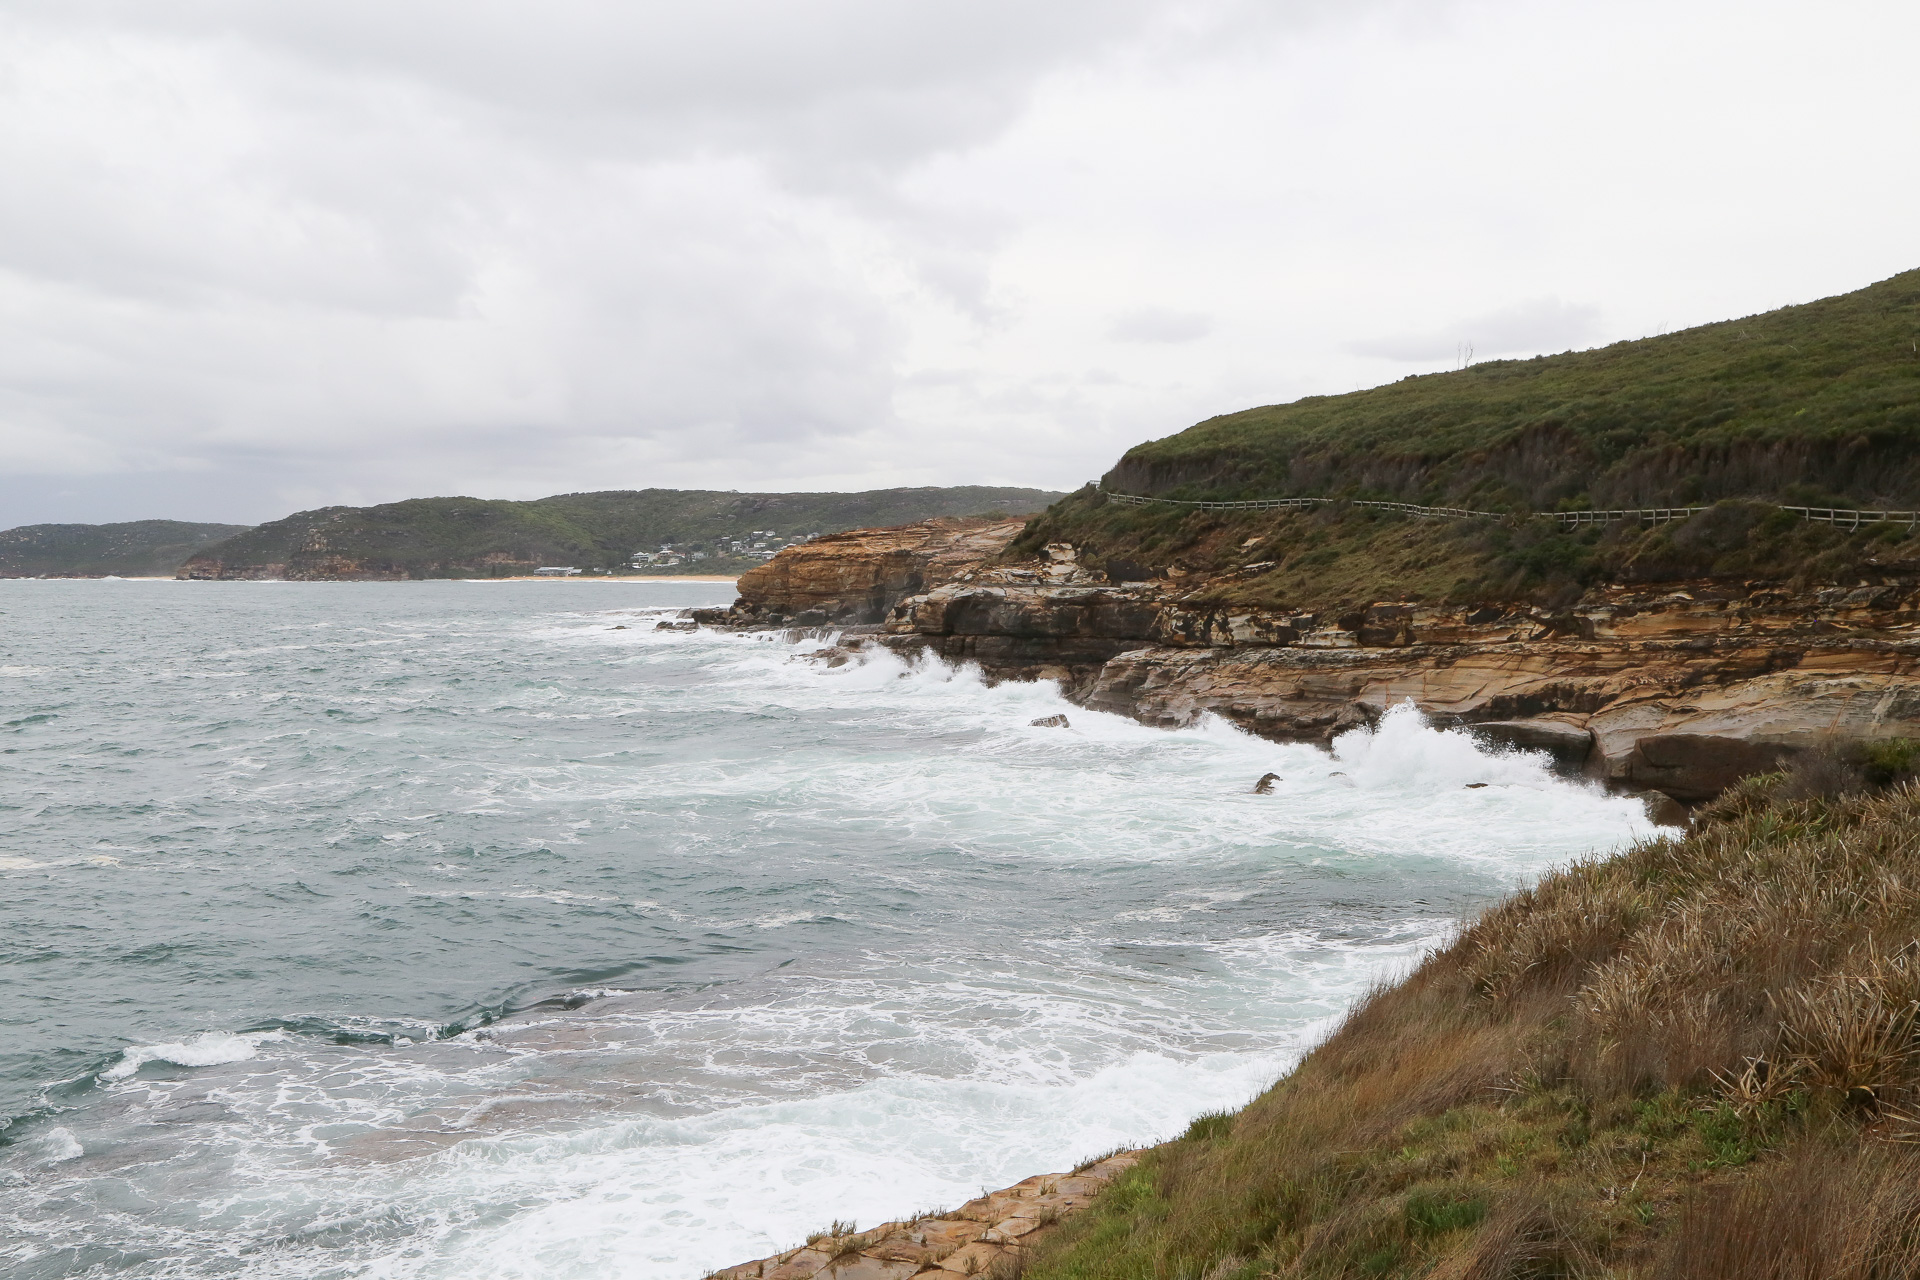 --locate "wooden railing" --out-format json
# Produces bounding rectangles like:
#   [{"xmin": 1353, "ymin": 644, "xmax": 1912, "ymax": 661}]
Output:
[
  {"xmin": 1782, "ymin": 506, "xmax": 1920, "ymax": 529},
  {"xmin": 1543, "ymin": 507, "xmax": 1706, "ymax": 527},
  {"xmin": 1101, "ymin": 492, "xmax": 1501, "ymax": 519},
  {"xmin": 1099, "ymin": 488, "xmax": 1919, "ymax": 532}
]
